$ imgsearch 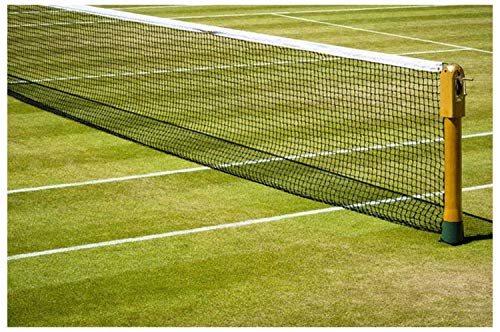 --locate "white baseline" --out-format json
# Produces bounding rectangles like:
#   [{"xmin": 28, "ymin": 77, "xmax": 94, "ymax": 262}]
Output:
[{"xmin": 7, "ymin": 183, "xmax": 493, "ymax": 261}]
